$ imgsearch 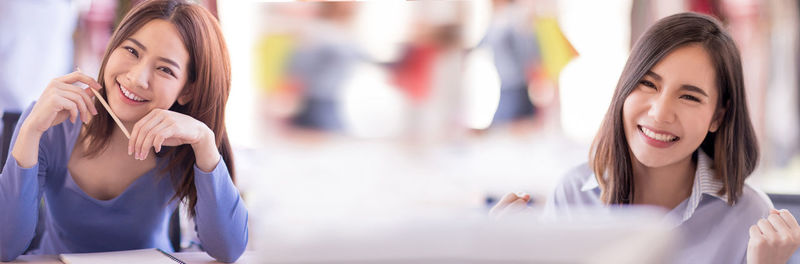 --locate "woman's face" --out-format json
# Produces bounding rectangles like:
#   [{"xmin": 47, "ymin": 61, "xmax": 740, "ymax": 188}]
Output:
[
  {"xmin": 623, "ymin": 44, "xmax": 723, "ymax": 168},
  {"xmin": 103, "ymin": 19, "xmax": 189, "ymax": 124}
]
